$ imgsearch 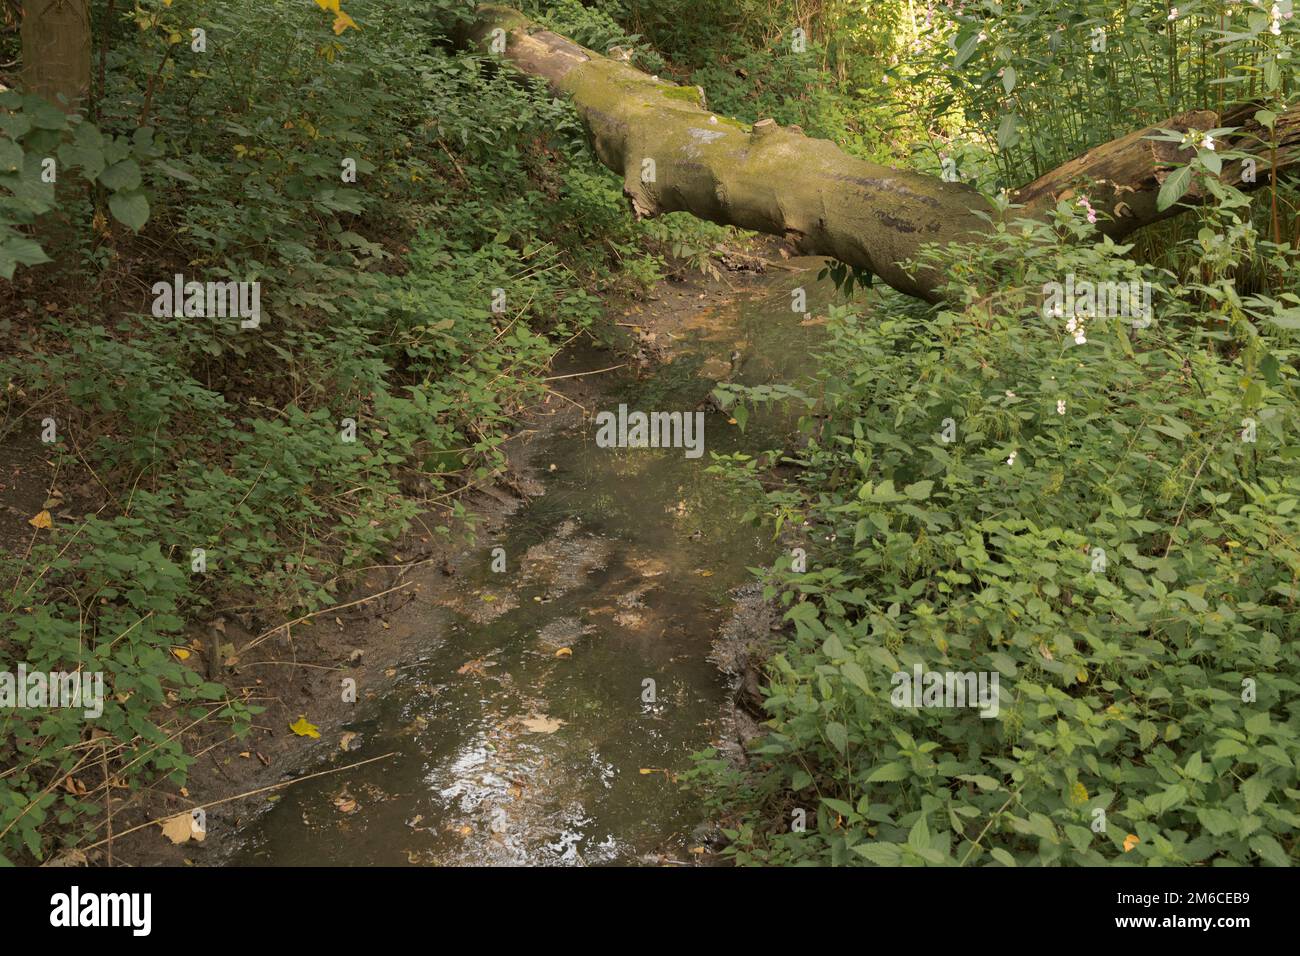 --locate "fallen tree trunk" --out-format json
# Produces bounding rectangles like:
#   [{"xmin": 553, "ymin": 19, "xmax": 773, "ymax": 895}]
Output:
[{"xmin": 465, "ymin": 5, "xmax": 1298, "ymax": 303}]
